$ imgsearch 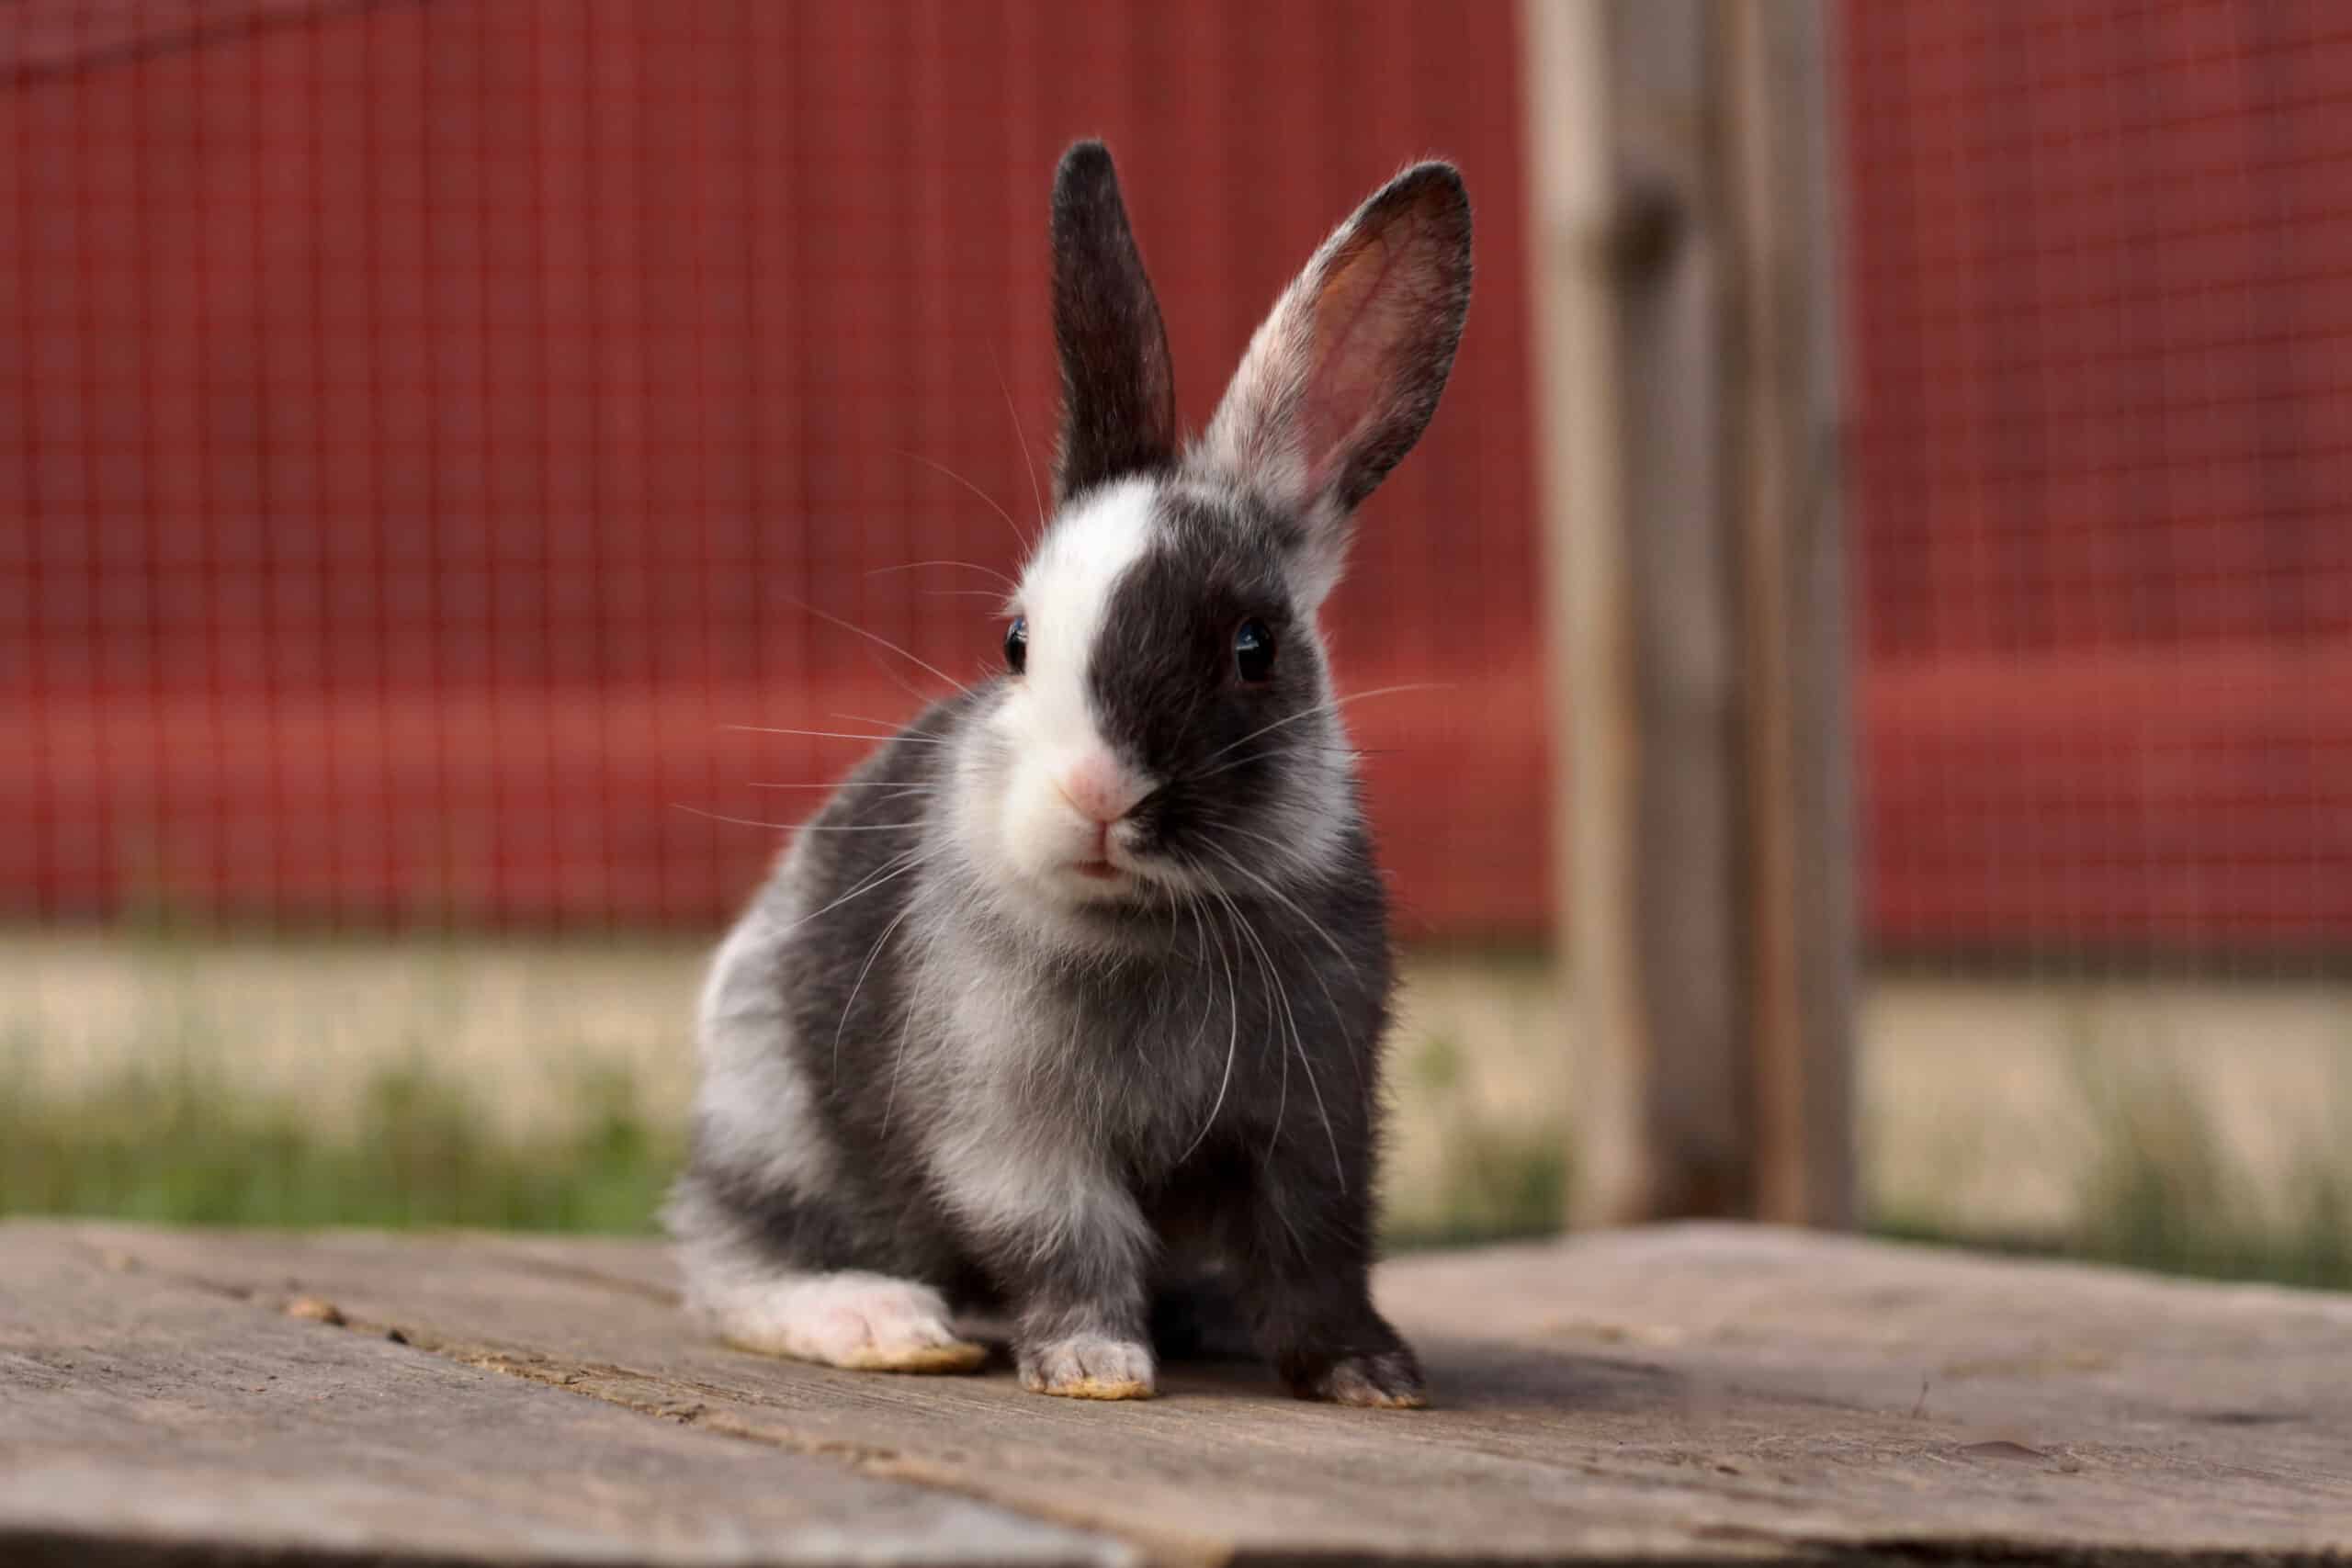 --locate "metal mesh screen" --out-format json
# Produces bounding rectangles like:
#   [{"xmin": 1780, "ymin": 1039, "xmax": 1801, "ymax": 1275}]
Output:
[
  {"xmin": 1845, "ymin": 0, "xmax": 2352, "ymax": 966},
  {"xmin": 2, "ymin": 0, "xmax": 1544, "ymax": 936},
  {"xmin": 6, "ymin": 0, "xmax": 2345, "ymax": 967}
]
